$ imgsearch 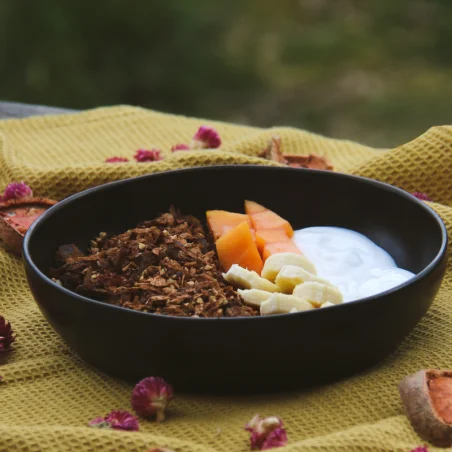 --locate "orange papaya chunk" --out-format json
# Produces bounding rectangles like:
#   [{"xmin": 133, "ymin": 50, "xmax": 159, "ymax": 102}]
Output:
[
  {"xmin": 244, "ymin": 200, "xmax": 267, "ymax": 216},
  {"xmin": 255, "ymin": 229, "xmax": 291, "ymax": 254},
  {"xmin": 245, "ymin": 201, "xmax": 294, "ymax": 238},
  {"xmin": 206, "ymin": 210, "xmax": 252, "ymax": 241},
  {"xmin": 215, "ymin": 221, "xmax": 263, "ymax": 273},
  {"xmin": 262, "ymin": 241, "xmax": 302, "ymax": 262}
]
